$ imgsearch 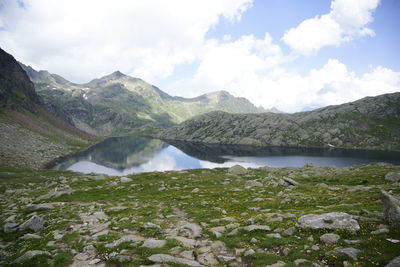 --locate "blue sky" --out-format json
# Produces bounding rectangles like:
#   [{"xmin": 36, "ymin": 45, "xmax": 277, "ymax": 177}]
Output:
[{"xmin": 0, "ymin": 0, "xmax": 399, "ymax": 112}]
